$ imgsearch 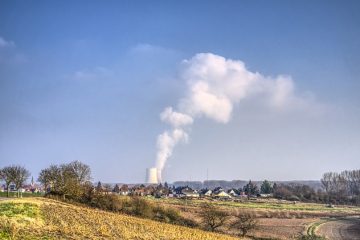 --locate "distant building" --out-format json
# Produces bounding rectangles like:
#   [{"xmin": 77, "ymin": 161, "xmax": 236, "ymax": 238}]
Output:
[
  {"xmin": 146, "ymin": 168, "xmax": 158, "ymax": 184},
  {"xmin": 213, "ymin": 189, "xmax": 231, "ymax": 199},
  {"xmin": 228, "ymin": 189, "xmax": 239, "ymax": 197},
  {"xmin": 9, "ymin": 183, "xmax": 16, "ymax": 191},
  {"xmin": 181, "ymin": 189, "xmax": 199, "ymax": 198},
  {"xmin": 204, "ymin": 189, "xmax": 212, "ymax": 197},
  {"xmin": 119, "ymin": 184, "xmax": 129, "ymax": 195}
]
